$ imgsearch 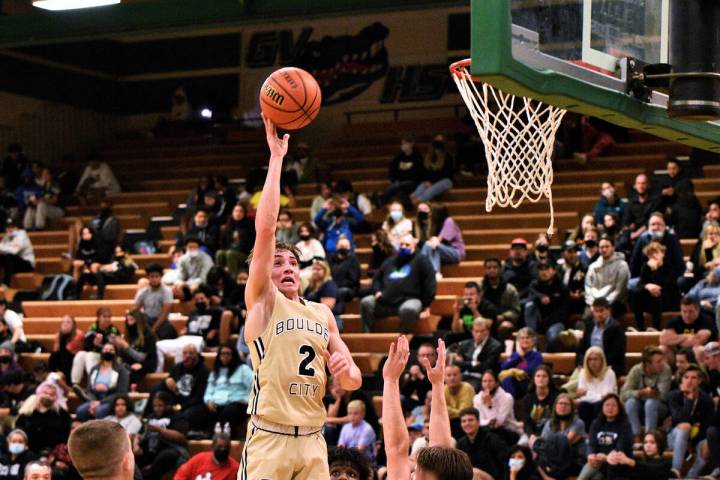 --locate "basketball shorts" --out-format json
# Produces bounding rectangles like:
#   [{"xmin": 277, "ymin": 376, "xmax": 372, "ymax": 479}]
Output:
[{"xmin": 238, "ymin": 416, "xmax": 329, "ymax": 480}]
